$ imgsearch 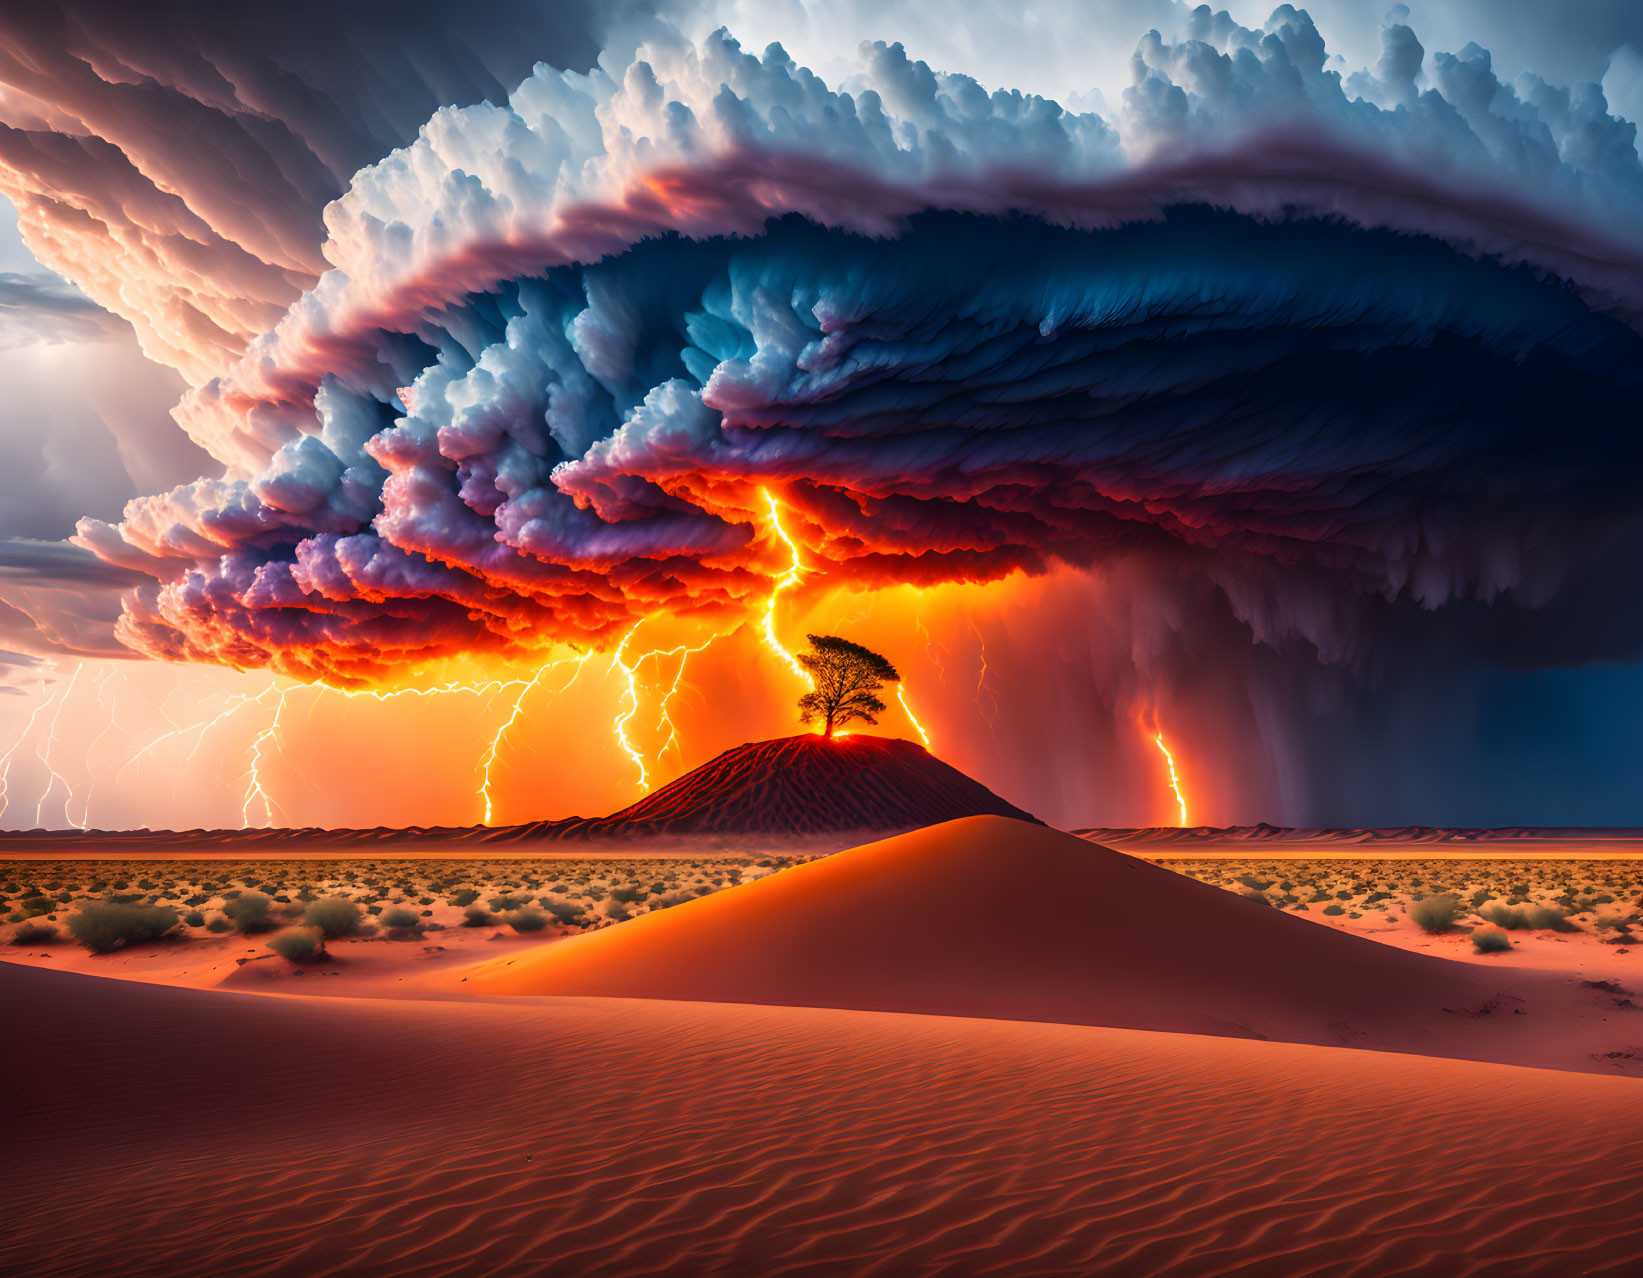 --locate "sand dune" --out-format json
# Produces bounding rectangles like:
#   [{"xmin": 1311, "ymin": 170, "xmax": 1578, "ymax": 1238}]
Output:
[
  {"xmin": 5, "ymin": 962, "xmax": 1641, "ymax": 1277},
  {"xmin": 594, "ymin": 733, "xmax": 1038, "ymax": 835},
  {"xmin": 459, "ymin": 815, "xmax": 1605, "ymax": 1066}
]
